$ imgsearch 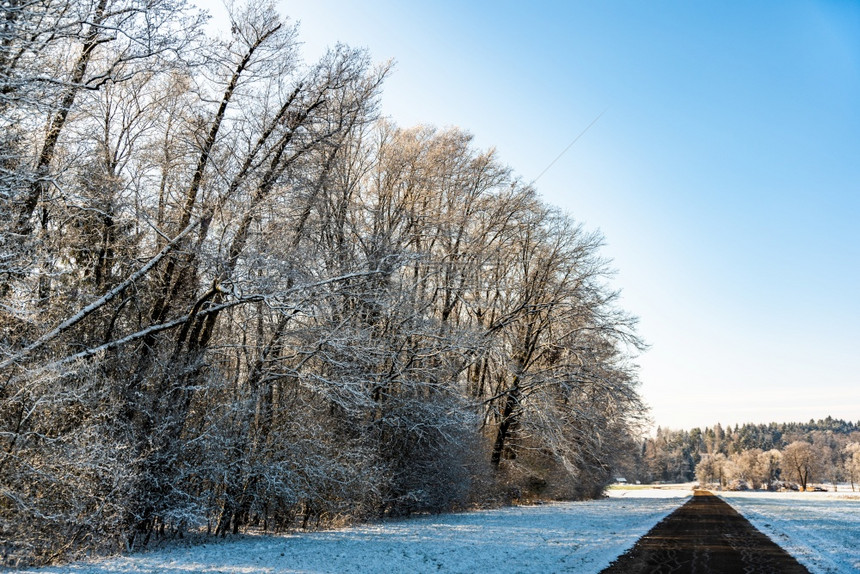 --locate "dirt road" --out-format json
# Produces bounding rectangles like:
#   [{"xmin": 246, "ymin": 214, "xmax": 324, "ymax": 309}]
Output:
[{"xmin": 600, "ymin": 490, "xmax": 810, "ymax": 574}]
